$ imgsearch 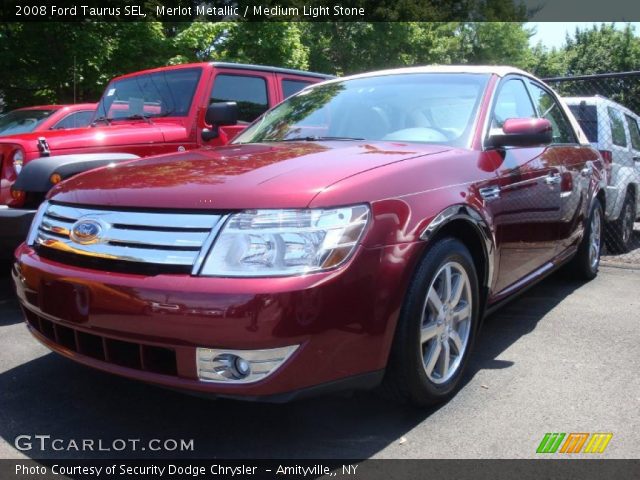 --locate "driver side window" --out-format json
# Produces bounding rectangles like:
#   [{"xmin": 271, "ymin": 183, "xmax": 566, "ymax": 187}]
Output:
[{"xmin": 491, "ymin": 79, "xmax": 536, "ymax": 130}]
